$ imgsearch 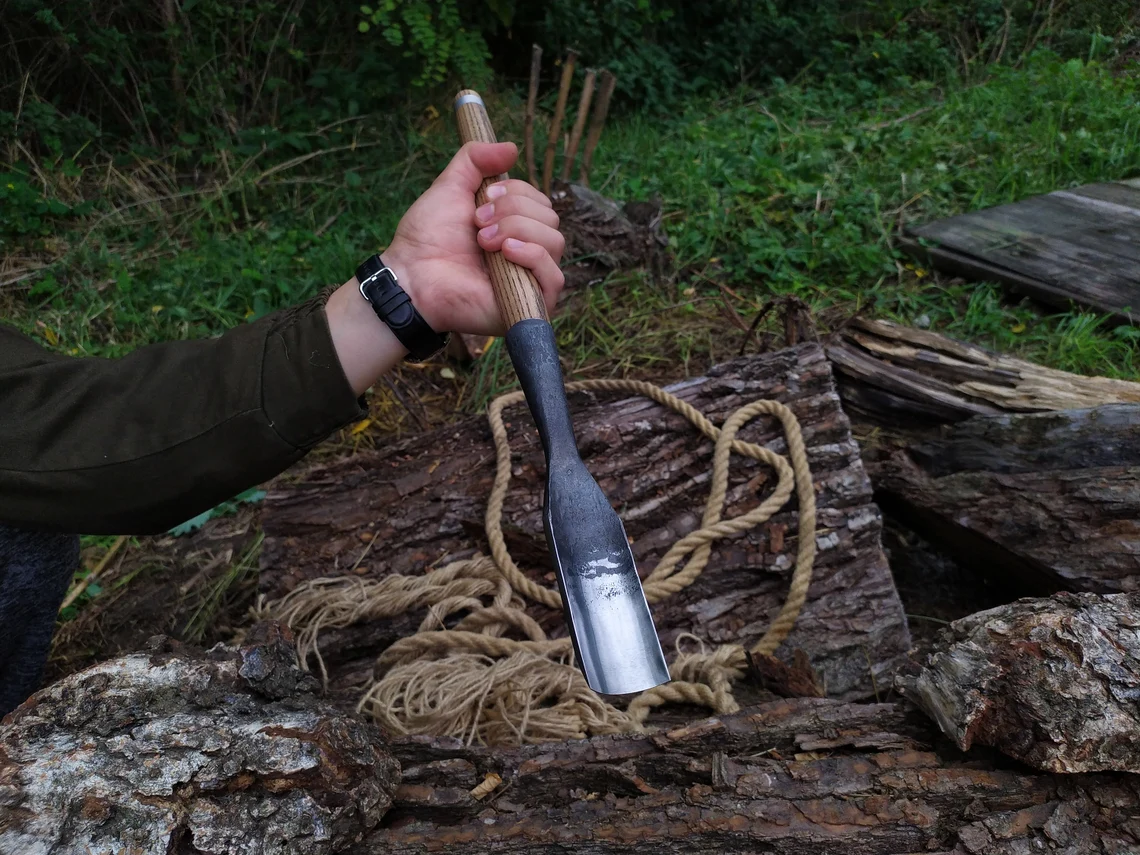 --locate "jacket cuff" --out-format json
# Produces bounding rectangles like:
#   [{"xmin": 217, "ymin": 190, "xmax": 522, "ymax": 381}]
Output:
[{"xmin": 260, "ymin": 286, "xmax": 367, "ymax": 449}]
